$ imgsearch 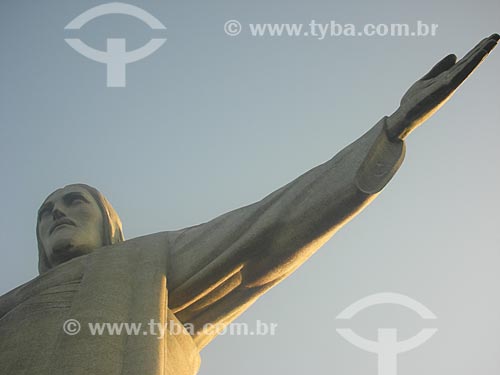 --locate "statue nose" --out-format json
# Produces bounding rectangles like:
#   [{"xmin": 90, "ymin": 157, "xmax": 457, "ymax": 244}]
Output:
[{"xmin": 52, "ymin": 208, "xmax": 66, "ymax": 220}]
